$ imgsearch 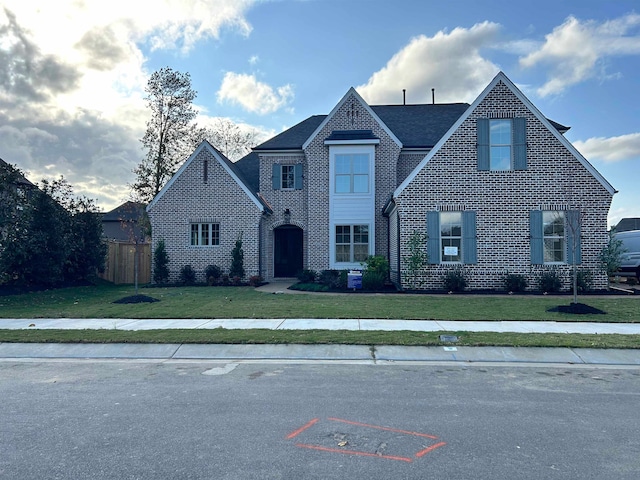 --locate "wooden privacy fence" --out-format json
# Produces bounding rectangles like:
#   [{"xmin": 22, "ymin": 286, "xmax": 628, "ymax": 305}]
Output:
[{"xmin": 98, "ymin": 240, "xmax": 151, "ymax": 285}]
